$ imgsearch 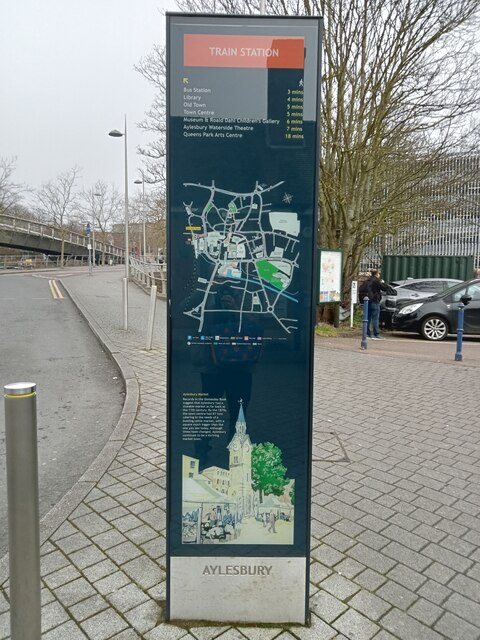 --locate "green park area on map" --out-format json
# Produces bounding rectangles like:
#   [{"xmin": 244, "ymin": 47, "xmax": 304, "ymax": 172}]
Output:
[{"xmin": 256, "ymin": 260, "xmax": 285, "ymax": 290}]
